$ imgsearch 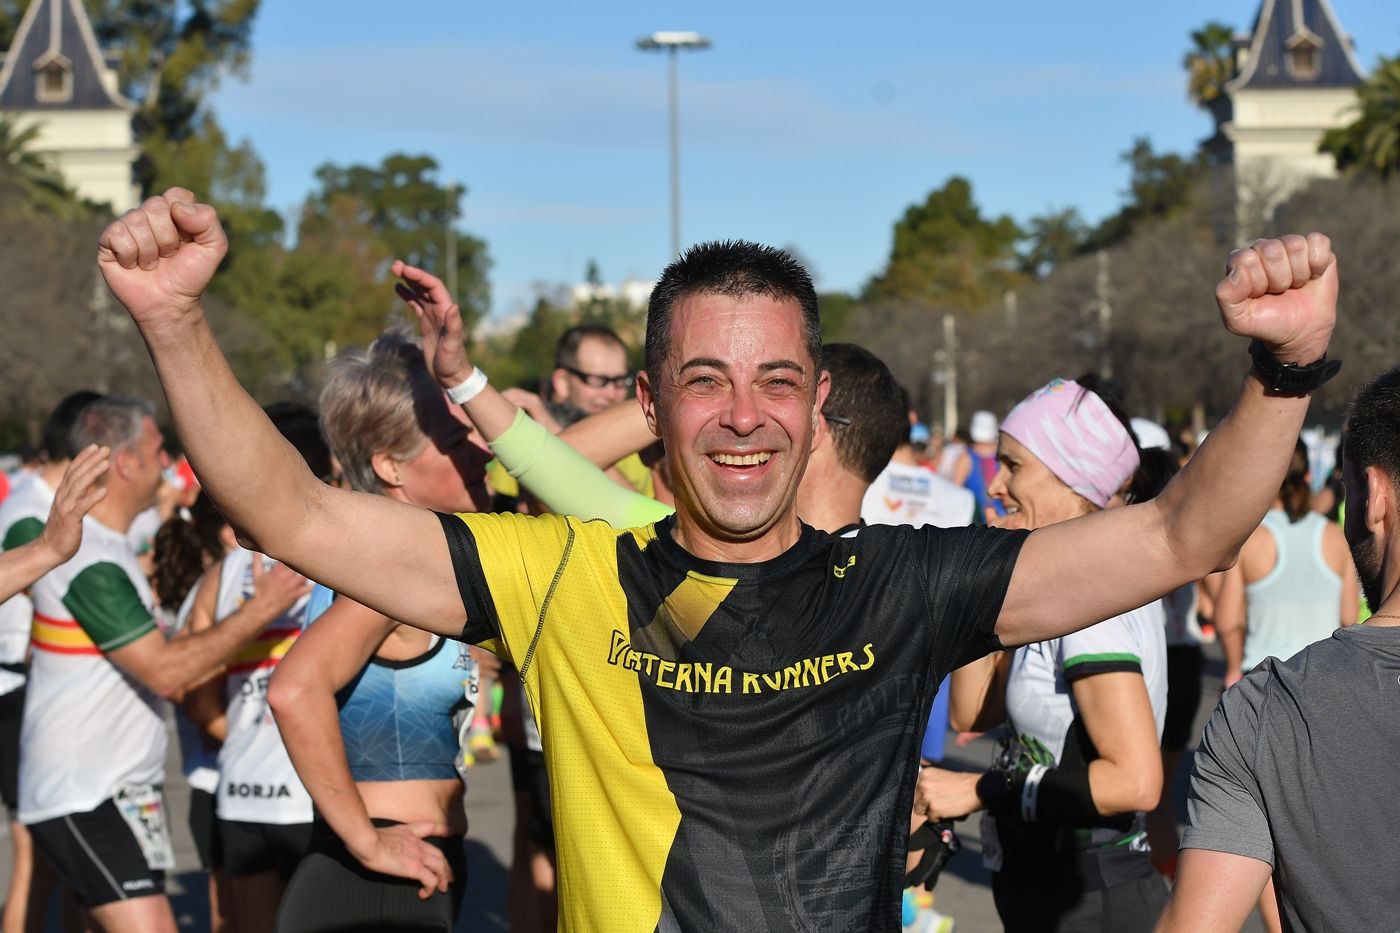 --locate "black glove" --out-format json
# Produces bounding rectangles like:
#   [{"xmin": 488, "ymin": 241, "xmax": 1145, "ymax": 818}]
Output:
[{"xmin": 904, "ymin": 819, "xmax": 960, "ymax": 890}]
